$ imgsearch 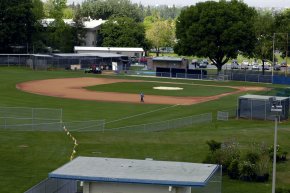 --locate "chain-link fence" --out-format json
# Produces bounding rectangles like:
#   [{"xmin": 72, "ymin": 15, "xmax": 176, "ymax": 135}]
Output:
[
  {"xmin": 0, "ymin": 54, "xmax": 31, "ymax": 67},
  {"xmin": 106, "ymin": 113, "xmax": 212, "ymax": 132},
  {"xmin": 0, "ymin": 107, "xmax": 63, "ymax": 131},
  {"xmin": 24, "ymin": 178, "xmax": 77, "ymax": 193},
  {"xmin": 63, "ymin": 120, "xmax": 105, "ymax": 132},
  {"xmin": 238, "ymin": 95, "xmax": 290, "ymax": 121},
  {"xmin": 0, "ymin": 54, "xmax": 127, "ymax": 70}
]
